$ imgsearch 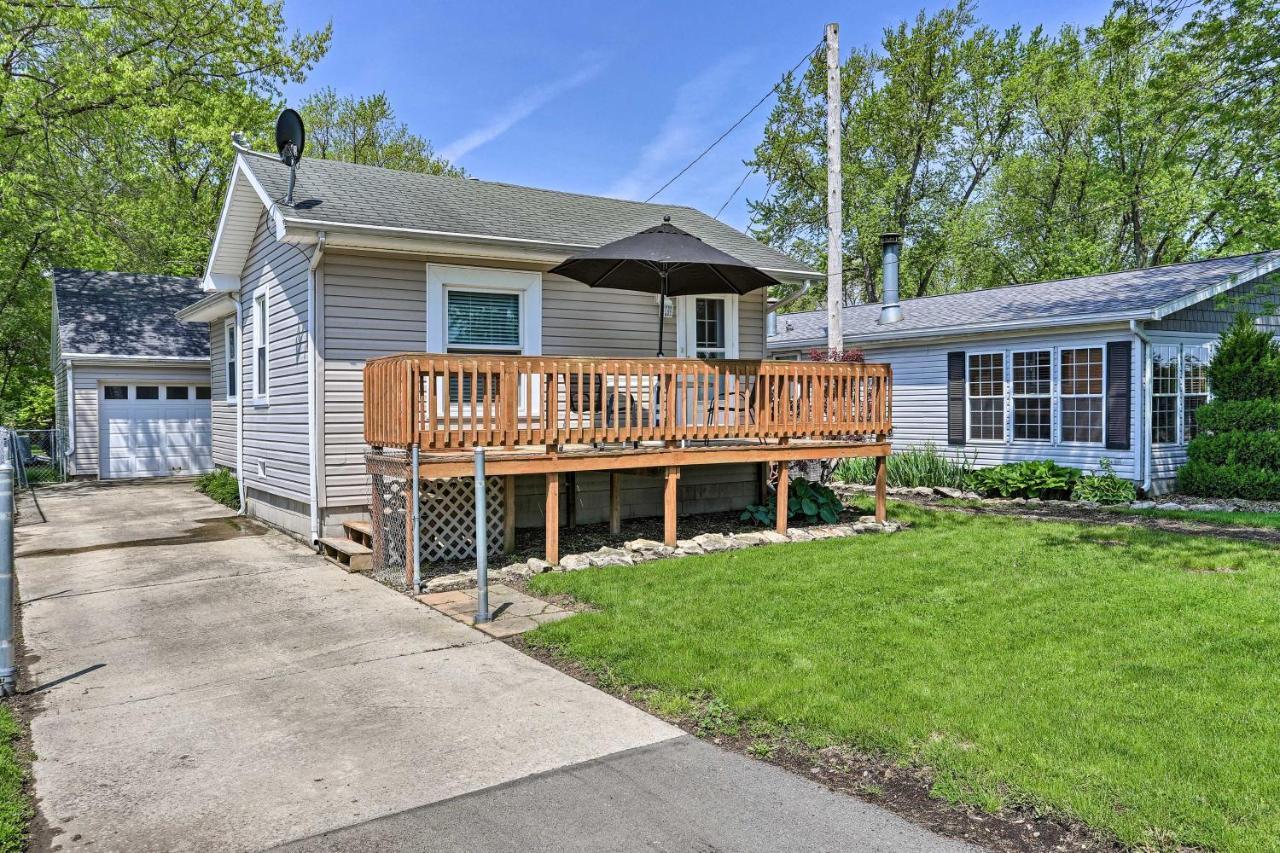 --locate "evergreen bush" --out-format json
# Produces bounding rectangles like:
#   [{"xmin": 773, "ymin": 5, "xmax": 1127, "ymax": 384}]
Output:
[{"xmin": 1177, "ymin": 313, "xmax": 1280, "ymax": 499}]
